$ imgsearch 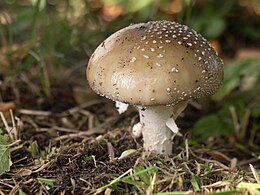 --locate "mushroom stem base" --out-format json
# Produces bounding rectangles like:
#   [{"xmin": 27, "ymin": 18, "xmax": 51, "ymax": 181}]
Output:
[{"xmin": 138, "ymin": 106, "xmax": 177, "ymax": 155}]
